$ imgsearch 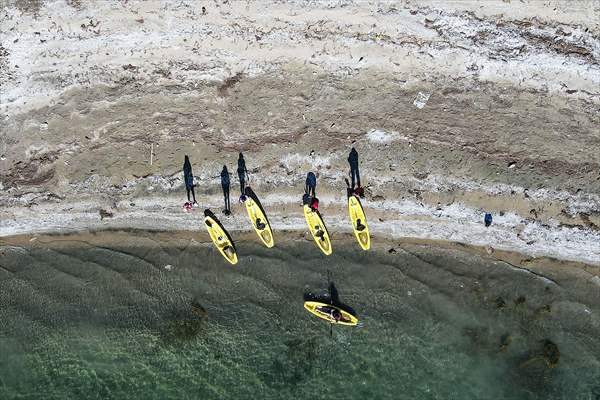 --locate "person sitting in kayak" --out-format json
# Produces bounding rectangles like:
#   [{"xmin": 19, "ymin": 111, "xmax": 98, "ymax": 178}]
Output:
[
  {"xmin": 256, "ymin": 217, "xmax": 266, "ymax": 230},
  {"xmin": 356, "ymin": 218, "xmax": 366, "ymax": 231},
  {"xmin": 330, "ymin": 308, "xmax": 342, "ymax": 322}
]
